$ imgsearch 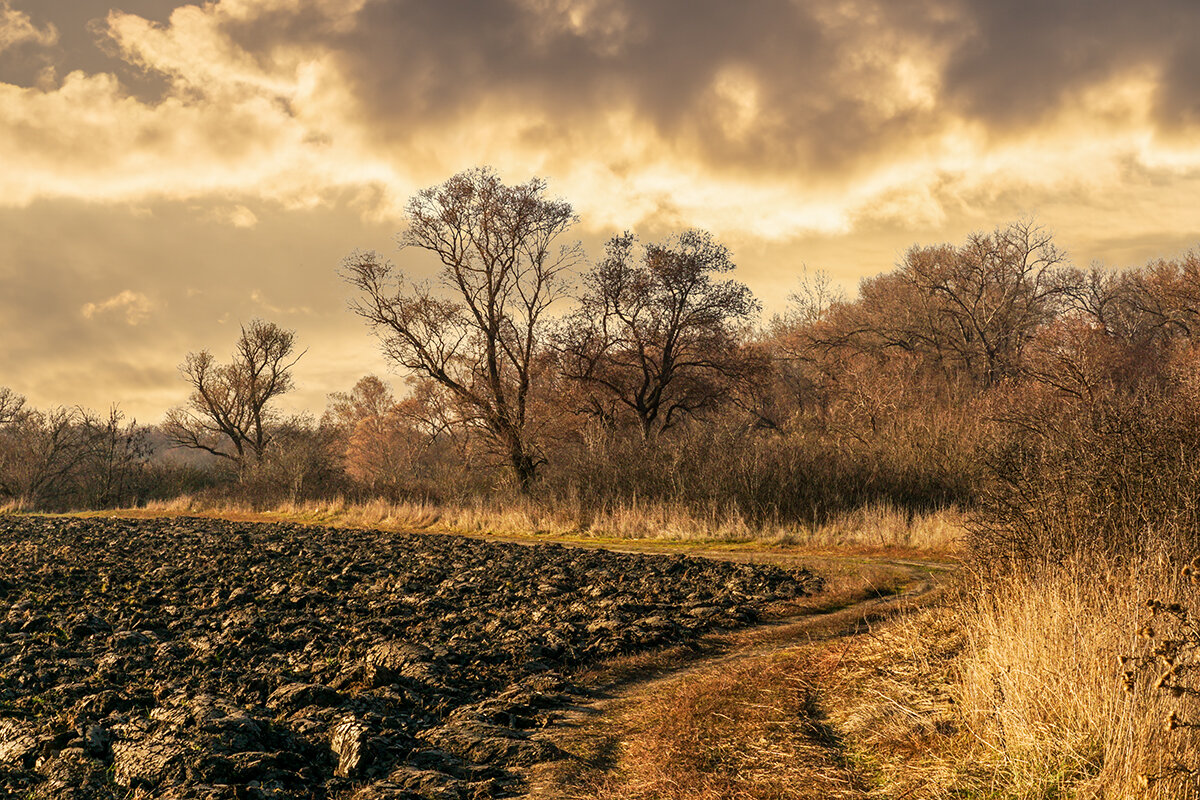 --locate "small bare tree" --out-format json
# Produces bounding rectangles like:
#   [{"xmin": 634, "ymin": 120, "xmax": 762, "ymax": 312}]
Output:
[
  {"xmin": 341, "ymin": 167, "xmax": 580, "ymax": 492},
  {"xmin": 248, "ymin": 414, "xmax": 343, "ymax": 504},
  {"xmin": 80, "ymin": 407, "xmax": 149, "ymax": 508},
  {"xmin": 0, "ymin": 387, "xmax": 24, "ymax": 426},
  {"xmin": 163, "ymin": 319, "xmax": 304, "ymax": 466},
  {"xmin": 557, "ymin": 230, "xmax": 762, "ymax": 438},
  {"xmin": 787, "ymin": 266, "xmax": 845, "ymax": 328},
  {"xmin": 0, "ymin": 405, "xmax": 93, "ymax": 510}
]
